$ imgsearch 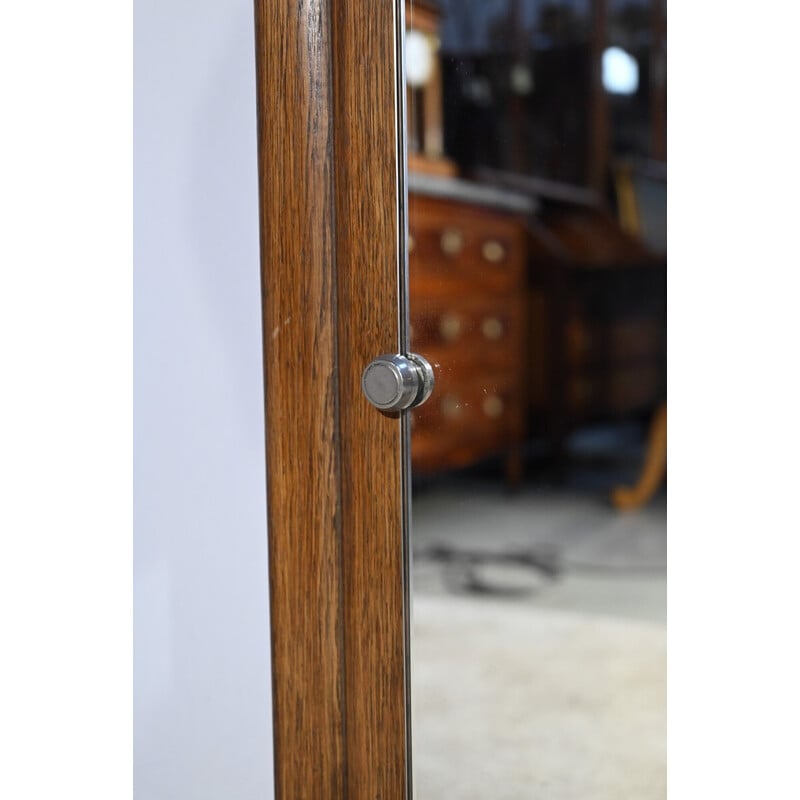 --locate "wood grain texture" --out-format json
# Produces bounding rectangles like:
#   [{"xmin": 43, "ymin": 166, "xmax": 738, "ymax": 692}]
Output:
[
  {"xmin": 330, "ymin": 2, "xmax": 410, "ymax": 798},
  {"xmin": 255, "ymin": 2, "xmax": 345, "ymax": 798},
  {"xmin": 255, "ymin": 0, "xmax": 409, "ymax": 798}
]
